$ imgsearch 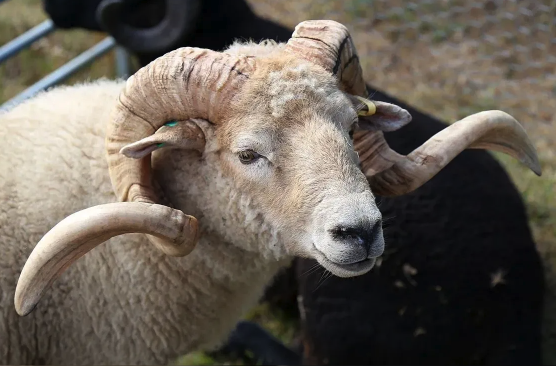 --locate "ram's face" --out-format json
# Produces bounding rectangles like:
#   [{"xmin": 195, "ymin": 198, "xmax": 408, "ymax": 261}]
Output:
[{"xmin": 215, "ymin": 61, "xmax": 384, "ymax": 278}]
